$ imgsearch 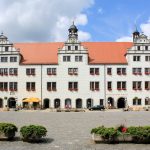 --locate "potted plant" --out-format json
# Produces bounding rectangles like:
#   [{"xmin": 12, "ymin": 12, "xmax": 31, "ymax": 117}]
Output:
[
  {"xmin": 0, "ymin": 123, "xmax": 18, "ymax": 140},
  {"xmin": 20, "ymin": 125, "xmax": 47, "ymax": 142}
]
